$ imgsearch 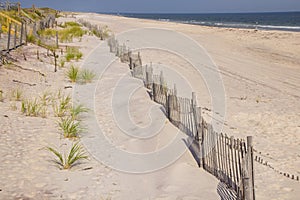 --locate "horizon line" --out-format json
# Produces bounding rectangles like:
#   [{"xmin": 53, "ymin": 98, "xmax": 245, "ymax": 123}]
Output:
[{"xmin": 95, "ymin": 10, "xmax": 300, "ymax": 15}]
